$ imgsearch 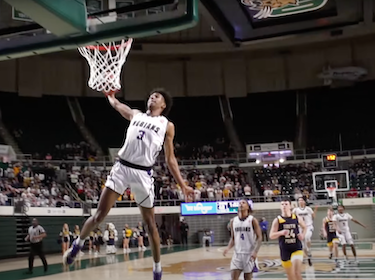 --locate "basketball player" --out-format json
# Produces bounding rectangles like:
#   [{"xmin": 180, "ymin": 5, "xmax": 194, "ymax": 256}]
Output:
[
  {"xmin": 333, "ymin": 205, "xmax": 366, "ymax": 263},
  {"xmin": 223, "ymin": 199, "xmax": 262, "ymax": 280},
  {"xmin": 292, "ymin": 197, "xmax": 317, "ymax": 266},
  {"xmin": 270, "ymin": 199, "xmax": 306, "ymax": 280},
  {"xmin": 322, "ymin": 207, "xmax": 339, "ymax": 267},
  {"xmin": 63, "ymin": 88, "xmax": 194, "ymax": 280}
]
